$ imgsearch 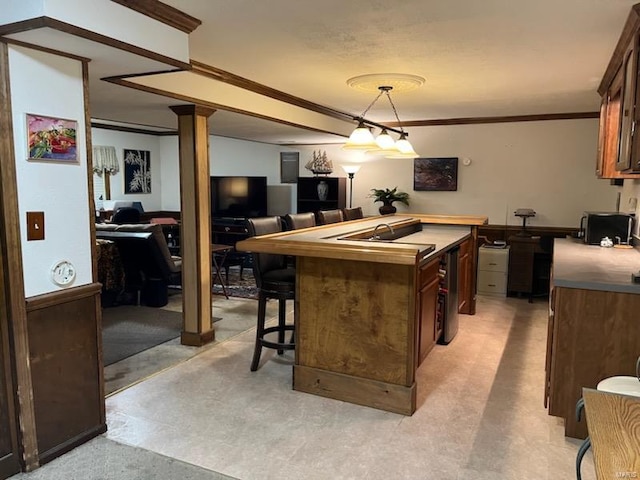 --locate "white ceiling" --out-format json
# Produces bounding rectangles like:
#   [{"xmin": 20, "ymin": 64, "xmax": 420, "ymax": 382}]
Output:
[{"xmin": 62, "ymin": 1, "xmax": 640, "ymax": 143}]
